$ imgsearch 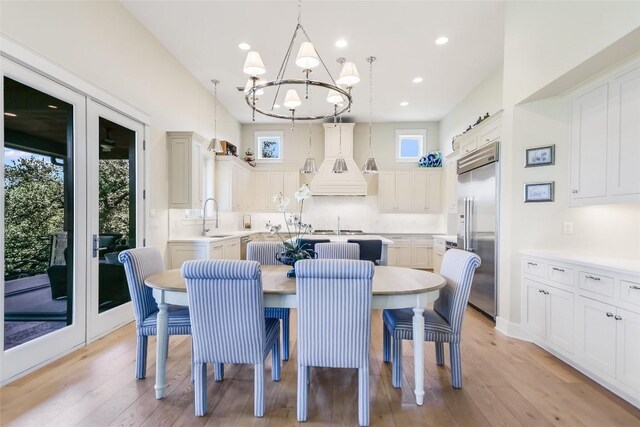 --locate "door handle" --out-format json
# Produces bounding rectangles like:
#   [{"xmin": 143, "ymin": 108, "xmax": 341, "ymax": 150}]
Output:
[
  {"xmin": 92, "ymin": 234, "xmax": 100, "ymax": 258},
  {"xmin": 606, "ymin": 312, "xmax": 614, "ymax": 317},
  {"xmin": 585, "ymin": 275, "xmax": 601, "ymax": 281},
  {"xmin": 552, "ymin": 267, "xmax": 565, "ymax": 272}
]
